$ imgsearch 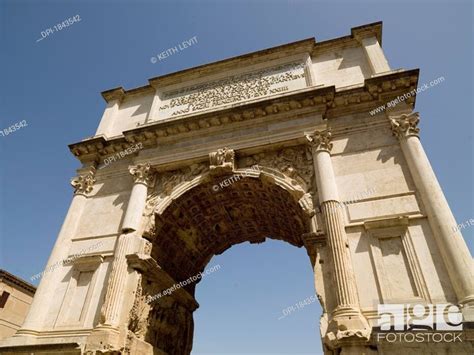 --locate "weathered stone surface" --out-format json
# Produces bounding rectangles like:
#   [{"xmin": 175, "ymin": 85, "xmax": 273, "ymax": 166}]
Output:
[{"xmin": 1, "ymin": 22, "xmax": 473, "ymax": 355}]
